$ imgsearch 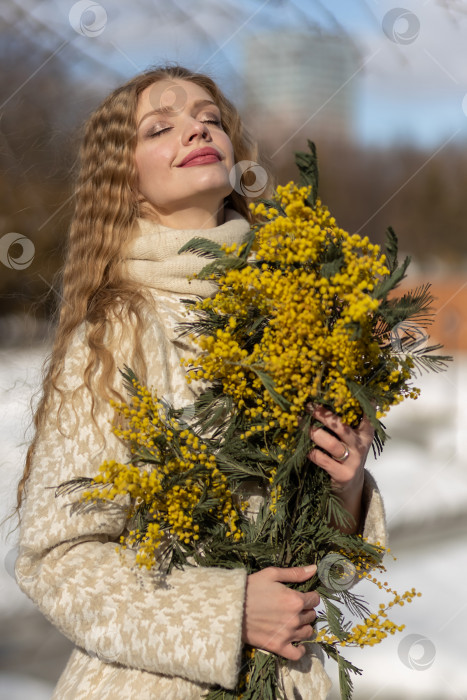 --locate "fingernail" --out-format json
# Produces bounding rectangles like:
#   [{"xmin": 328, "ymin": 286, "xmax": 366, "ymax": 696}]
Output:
[{"xmin": 304, "ymin": 564, "xmax": 317, "ymax": 574}]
